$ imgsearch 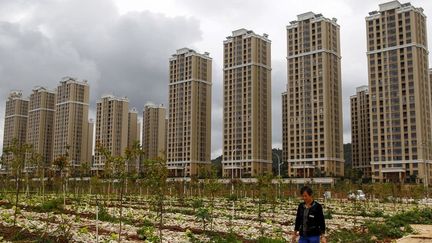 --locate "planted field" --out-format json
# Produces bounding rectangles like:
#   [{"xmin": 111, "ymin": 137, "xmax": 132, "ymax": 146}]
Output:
[{"xmin": 0, "ymin": 186, "xmax": 431, "ymax": 242}]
